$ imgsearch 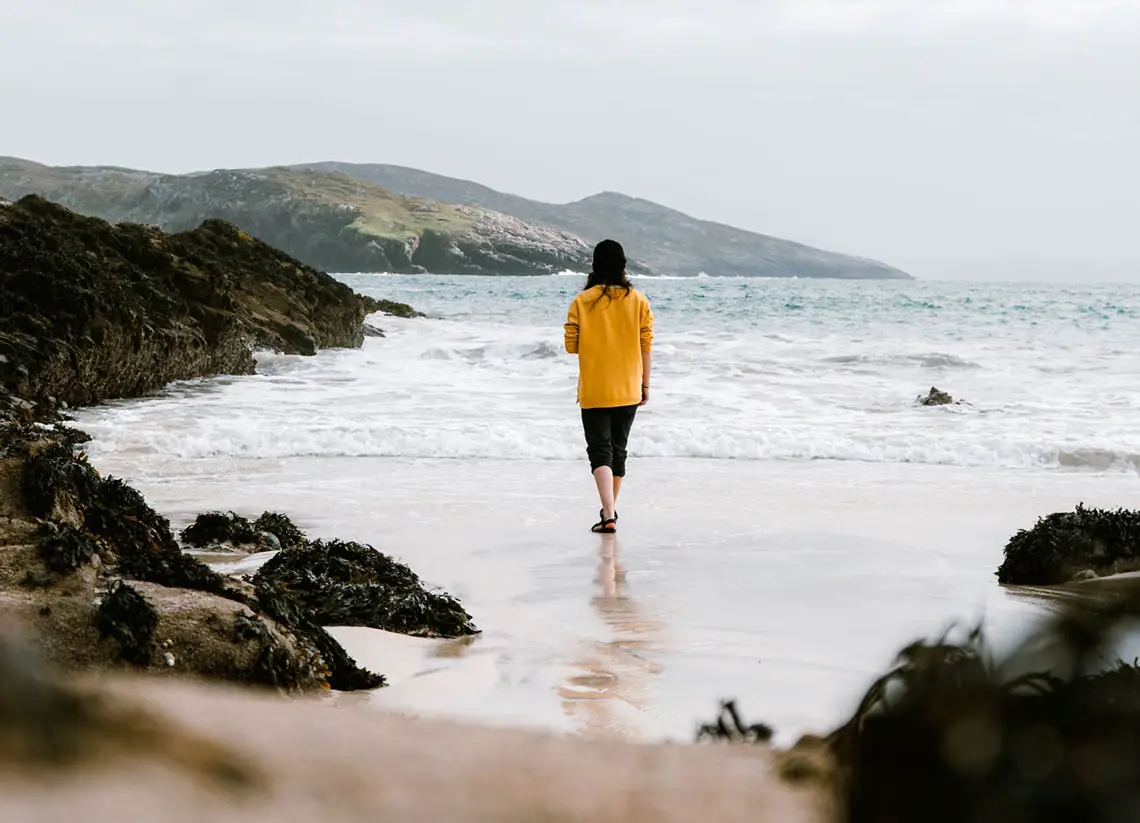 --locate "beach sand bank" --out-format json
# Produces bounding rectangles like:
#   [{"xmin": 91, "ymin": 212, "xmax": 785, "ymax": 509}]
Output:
[
  {"xmin": 0, "ymin": 670, "xmax": 830, "ymax": 823},
  {"xmin": 93, "ymin": 454, "xmax": 1140, "ymax": 744}
]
